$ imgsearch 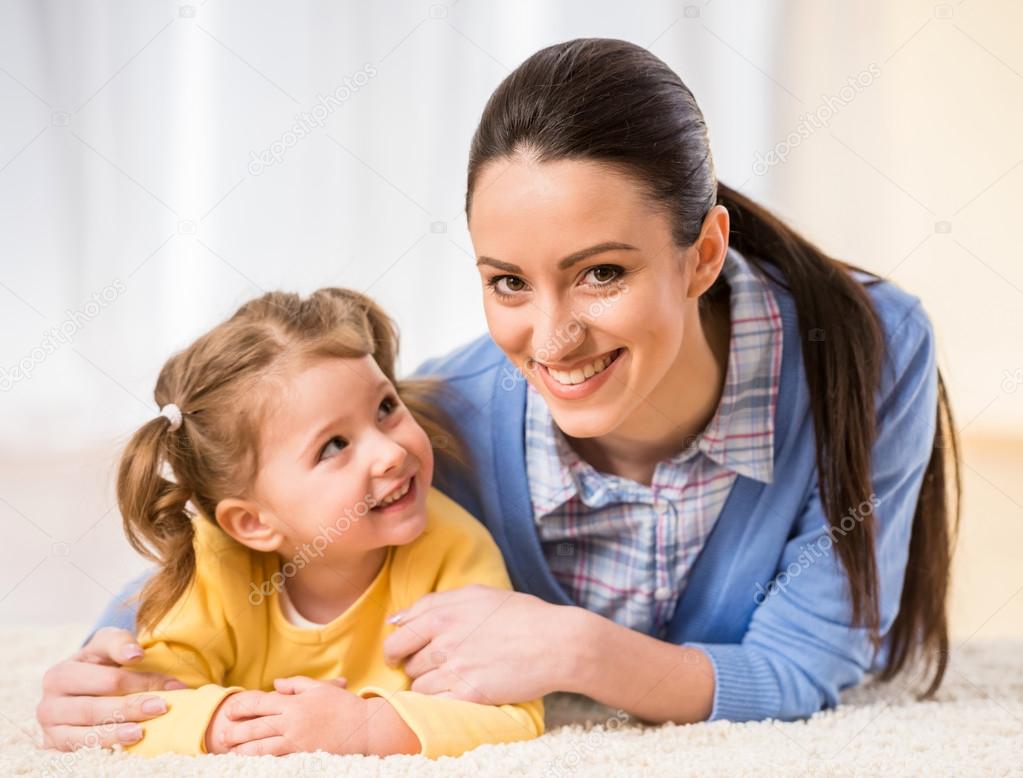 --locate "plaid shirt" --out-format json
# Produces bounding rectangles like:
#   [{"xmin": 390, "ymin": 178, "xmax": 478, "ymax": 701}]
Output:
[{"xmin": 525, "ymin": 249, "xmax": 783, "ymax": 637}]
